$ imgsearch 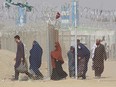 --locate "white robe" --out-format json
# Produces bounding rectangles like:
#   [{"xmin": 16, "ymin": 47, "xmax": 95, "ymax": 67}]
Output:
[{"xmin": 91, "ymin": 43, "xmax": 97, "ymax": 59}]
